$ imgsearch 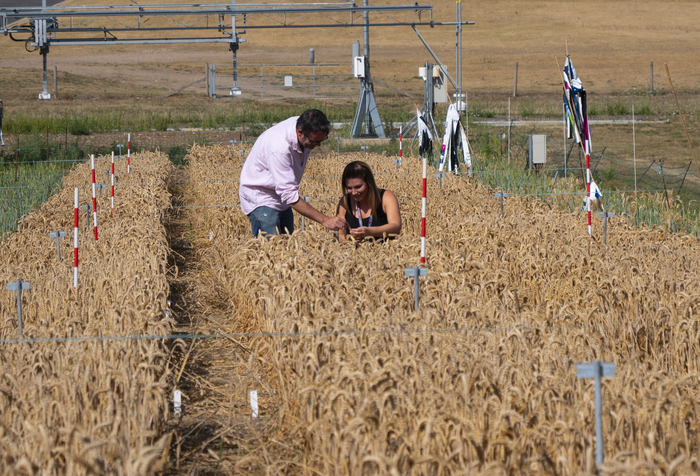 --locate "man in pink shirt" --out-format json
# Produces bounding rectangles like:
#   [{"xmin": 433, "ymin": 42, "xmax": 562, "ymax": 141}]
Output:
[{"xmin": 239, "ymin": 109, "xmax": 348, "ymax": 237}]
